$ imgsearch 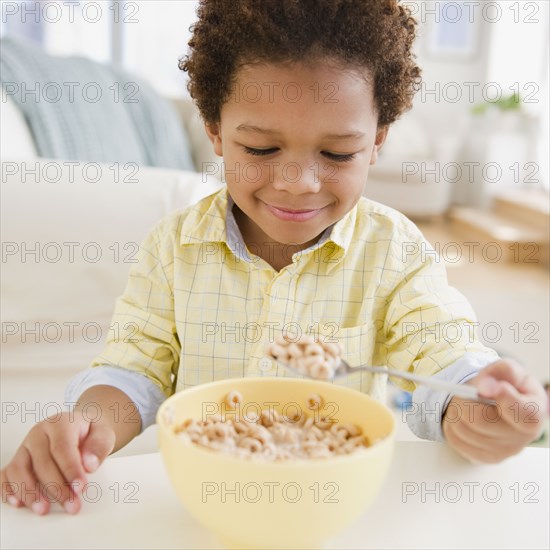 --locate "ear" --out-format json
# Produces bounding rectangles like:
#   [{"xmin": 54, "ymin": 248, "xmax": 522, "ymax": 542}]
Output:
[
  {"xmin": 204, "ymin": 122, "xmax": 223, "ymax": 157},
  {"xmin": 369, "ymin": 125, "xmax": 389, "ymax": 165}
]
